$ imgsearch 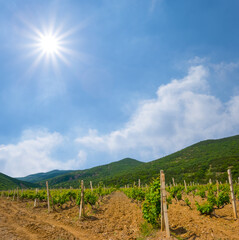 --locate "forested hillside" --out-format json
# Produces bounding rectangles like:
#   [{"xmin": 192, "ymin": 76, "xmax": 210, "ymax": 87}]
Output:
[
  {"xmin": 2, "ymin": 135, "xmax": 239, "ymax": 189},
  {"xmin": 17, "ymin": 170, "xmax": 73, "ymax": 183},
  {"xmin": 104, "ymin": 135, "xmax": 239, "ymax": 186},
  {"xmin": 0, "ymin": 173, "xmax": 39, "ymax": 190}
]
